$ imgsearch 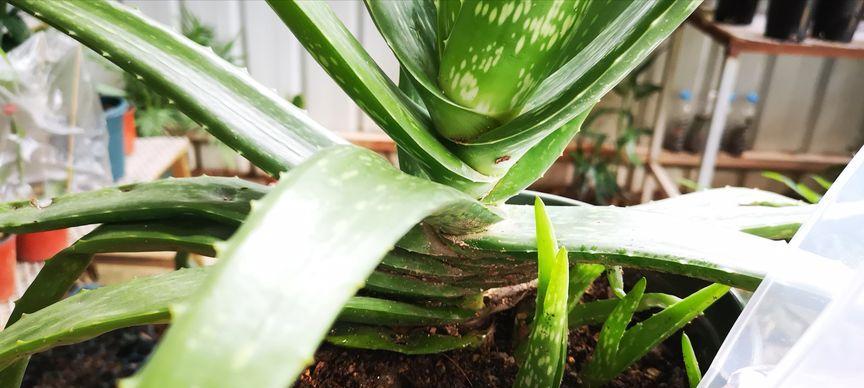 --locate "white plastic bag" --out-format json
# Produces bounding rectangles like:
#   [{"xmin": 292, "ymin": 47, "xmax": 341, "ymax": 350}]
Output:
[{"xmin": 0, "ymin": 30, "xmax": 110, "ymax": 200}]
